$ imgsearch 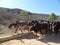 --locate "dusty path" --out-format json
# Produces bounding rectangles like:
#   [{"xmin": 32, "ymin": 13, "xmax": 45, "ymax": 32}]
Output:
[{"xmin": 0, "ymin": 33, "xmax": 60, "ymax": 45}]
